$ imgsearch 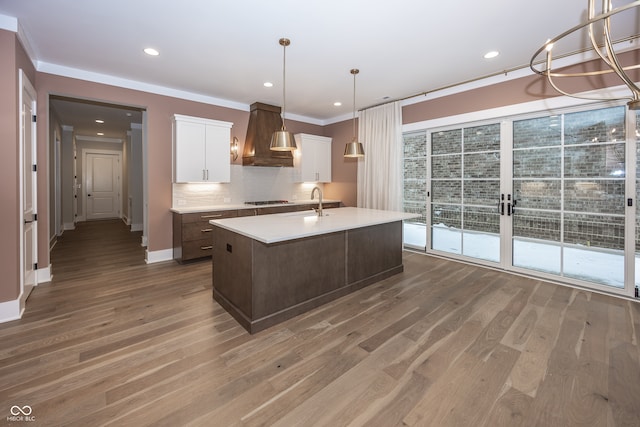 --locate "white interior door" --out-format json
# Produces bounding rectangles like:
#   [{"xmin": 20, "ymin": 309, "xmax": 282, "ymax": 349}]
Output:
[
  {"xmin": 20, "ymin": 70, "xmax": 37, "ymax": 300},
  {"xmin": 85, "ymin": 152, "xmax": 120, "ymax": 220}
]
